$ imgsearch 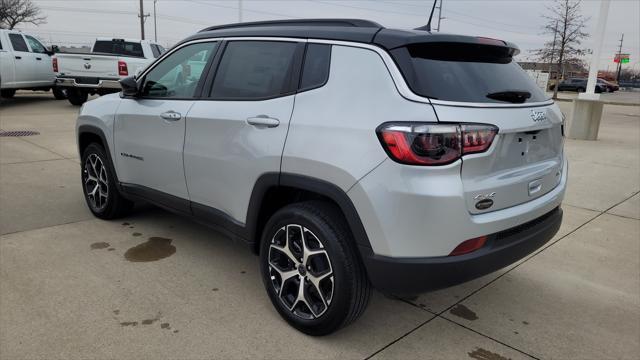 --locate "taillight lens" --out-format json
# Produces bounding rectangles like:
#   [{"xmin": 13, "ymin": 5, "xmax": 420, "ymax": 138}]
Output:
[
  {"xmin": 118, "ymin": 60, "xmax": 128, "ymax": 76},
  {"xmin": 449, "ymin": 236, "xmax": 488, "ymax": 256},
  {"xmin": 52, "ymin": 57, "xmax": 58, "ymax": 72},
  {"xmin": 377, "ymin": 123, "xmax": 498, "ymax": 166}
]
